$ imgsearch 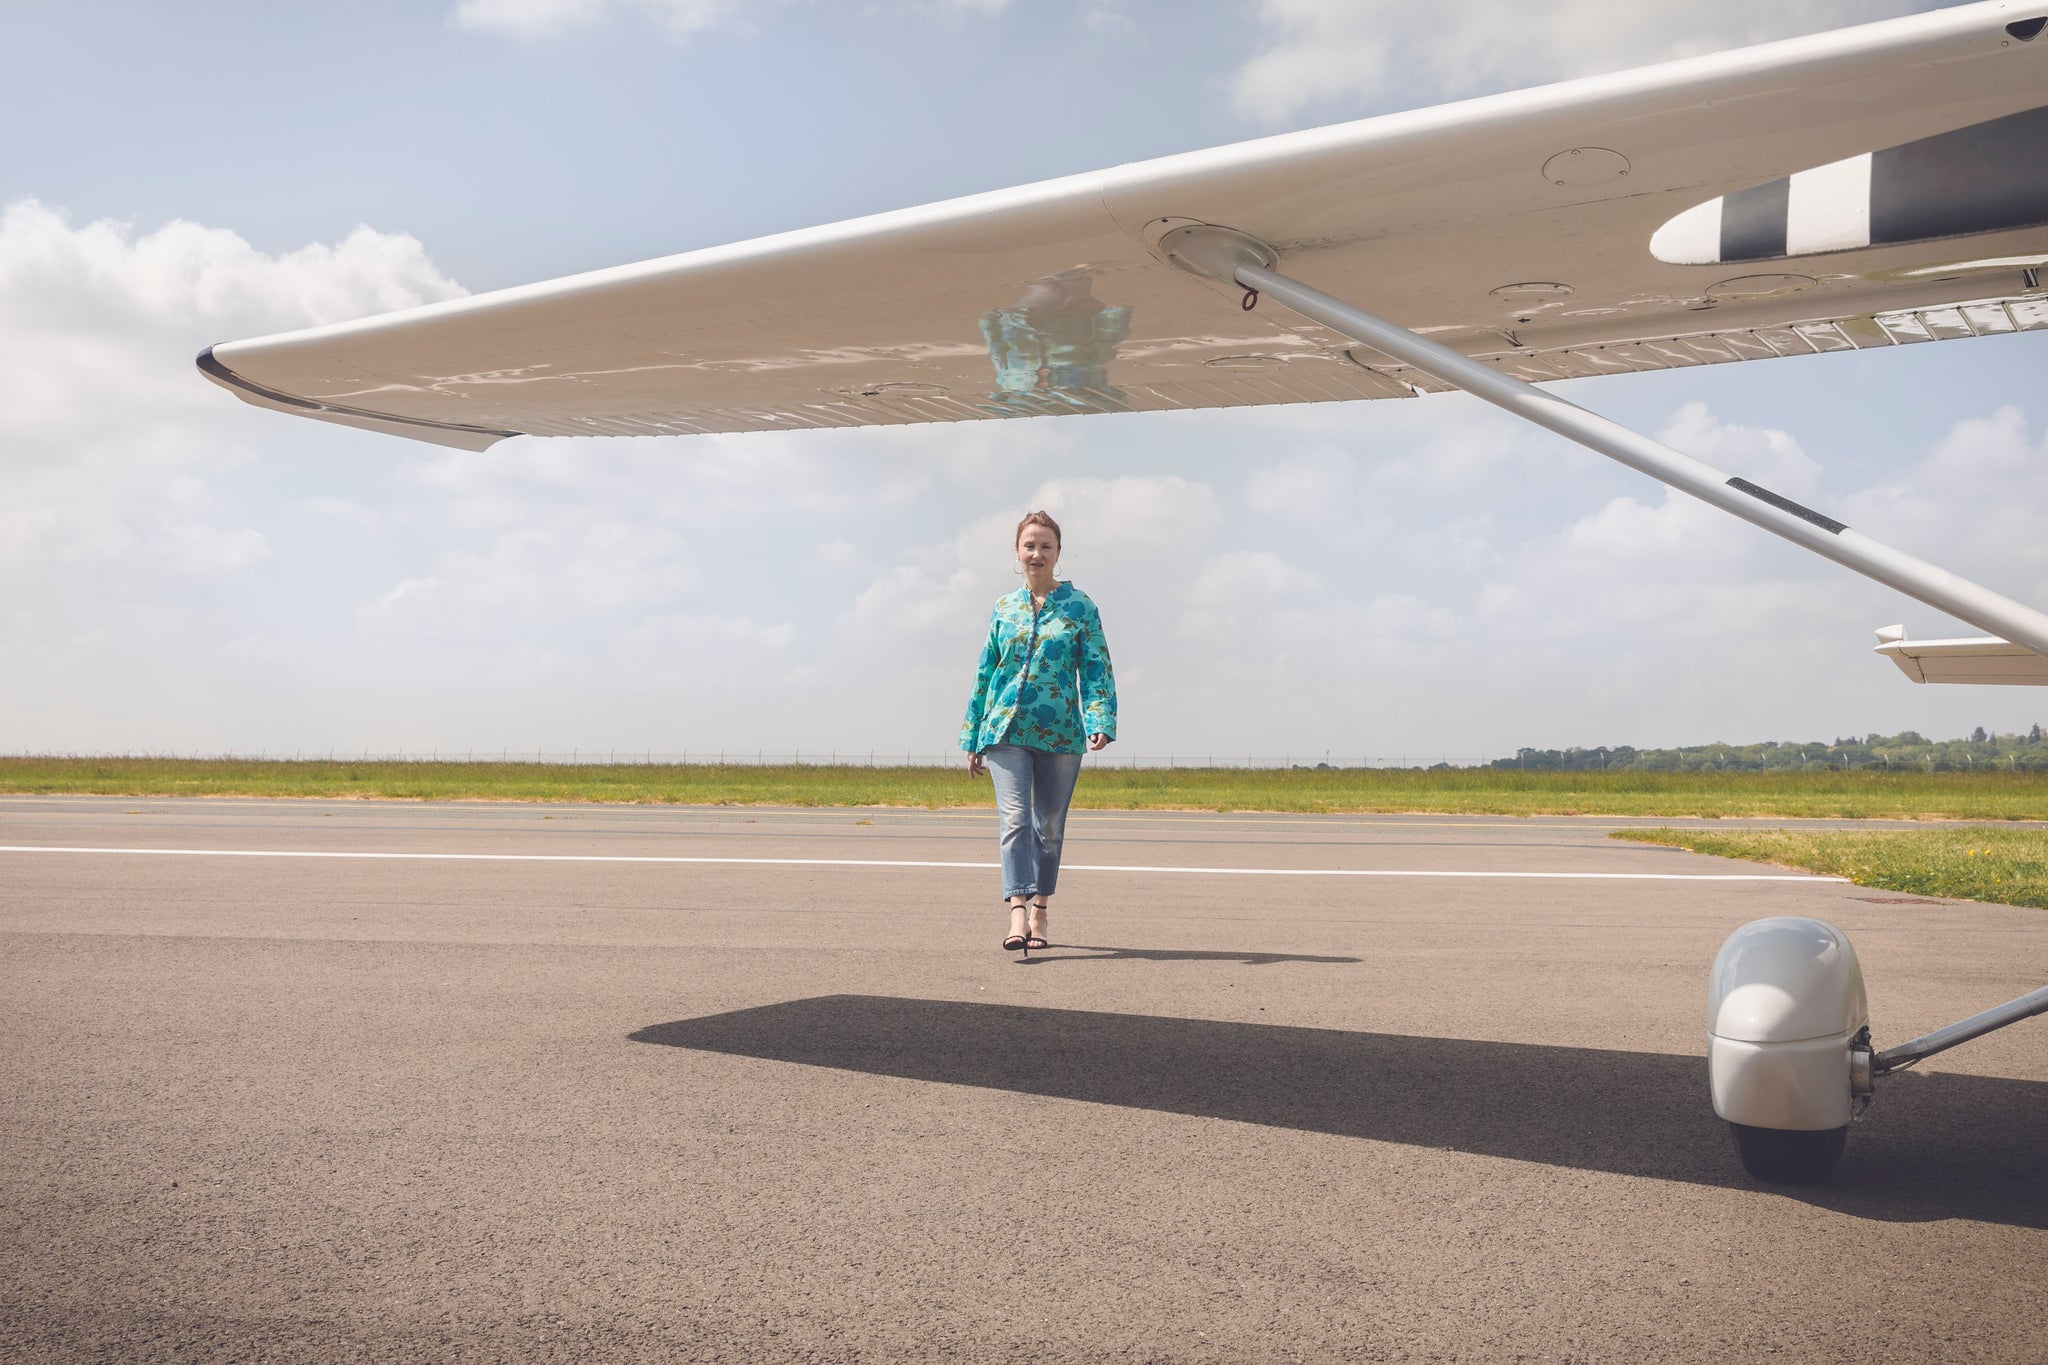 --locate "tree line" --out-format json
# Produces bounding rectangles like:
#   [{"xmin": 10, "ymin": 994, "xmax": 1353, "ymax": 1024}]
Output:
[{"xmin": 1489, "ymin": 725, "xmax": 2048, "ymax": 772}]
